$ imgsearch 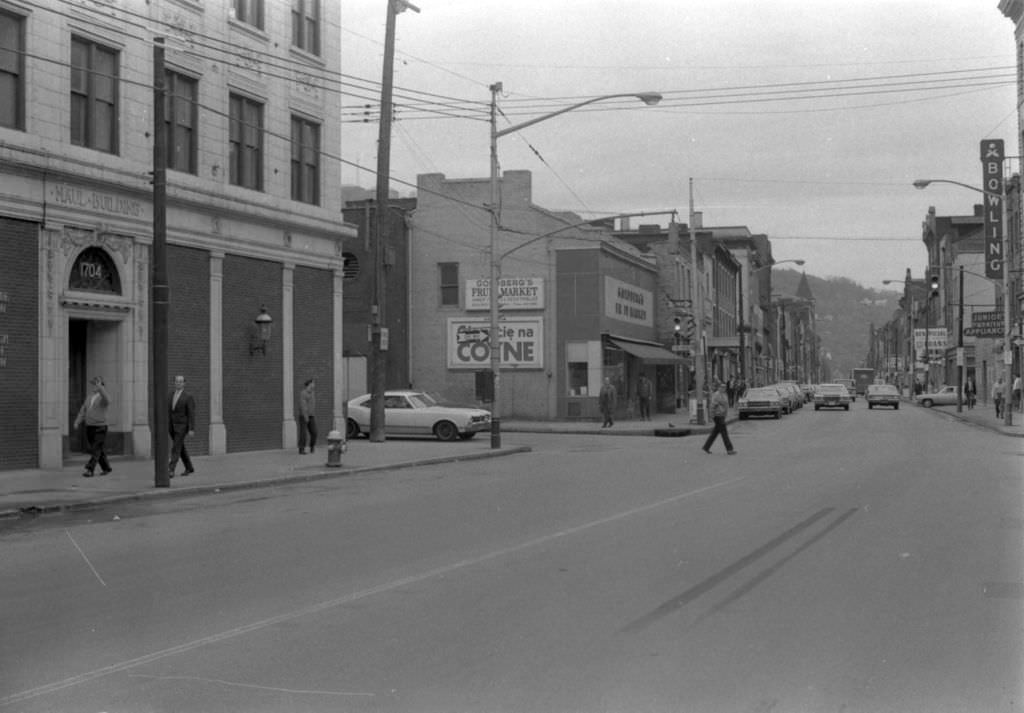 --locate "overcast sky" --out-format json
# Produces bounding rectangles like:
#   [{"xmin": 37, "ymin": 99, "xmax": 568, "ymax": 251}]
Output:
[{"xmin": 340, "ymin": 0, "xmax": 1018, "ymax": 291}]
